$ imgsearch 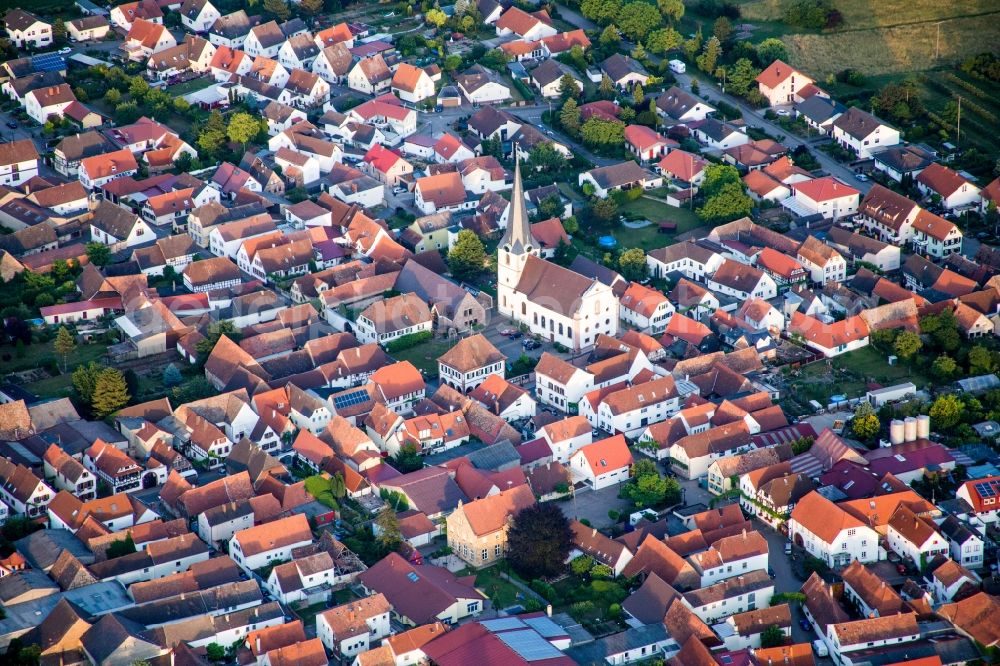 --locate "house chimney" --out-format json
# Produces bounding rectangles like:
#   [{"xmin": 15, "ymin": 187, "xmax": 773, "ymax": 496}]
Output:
[{"xmin": 256, "ymin": 636, "xmax": 261, "ymax": 654}]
